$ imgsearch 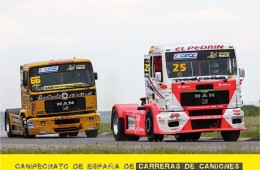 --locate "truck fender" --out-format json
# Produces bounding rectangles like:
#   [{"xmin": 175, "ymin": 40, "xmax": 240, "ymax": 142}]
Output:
[
  {"xmin": 111, "ymin": 104, "xmax": 139, "ymax": 130},
  {"xmin": 5, "ymin": 108, "xmax": 21, "ymax": 131},
  {"xmin": 142, "ymin": 103, "xmax": 162, "ymax": 134},
  {"xmin": 112, "ymin": 104, "xmax": 139, "ymax": 118}
]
